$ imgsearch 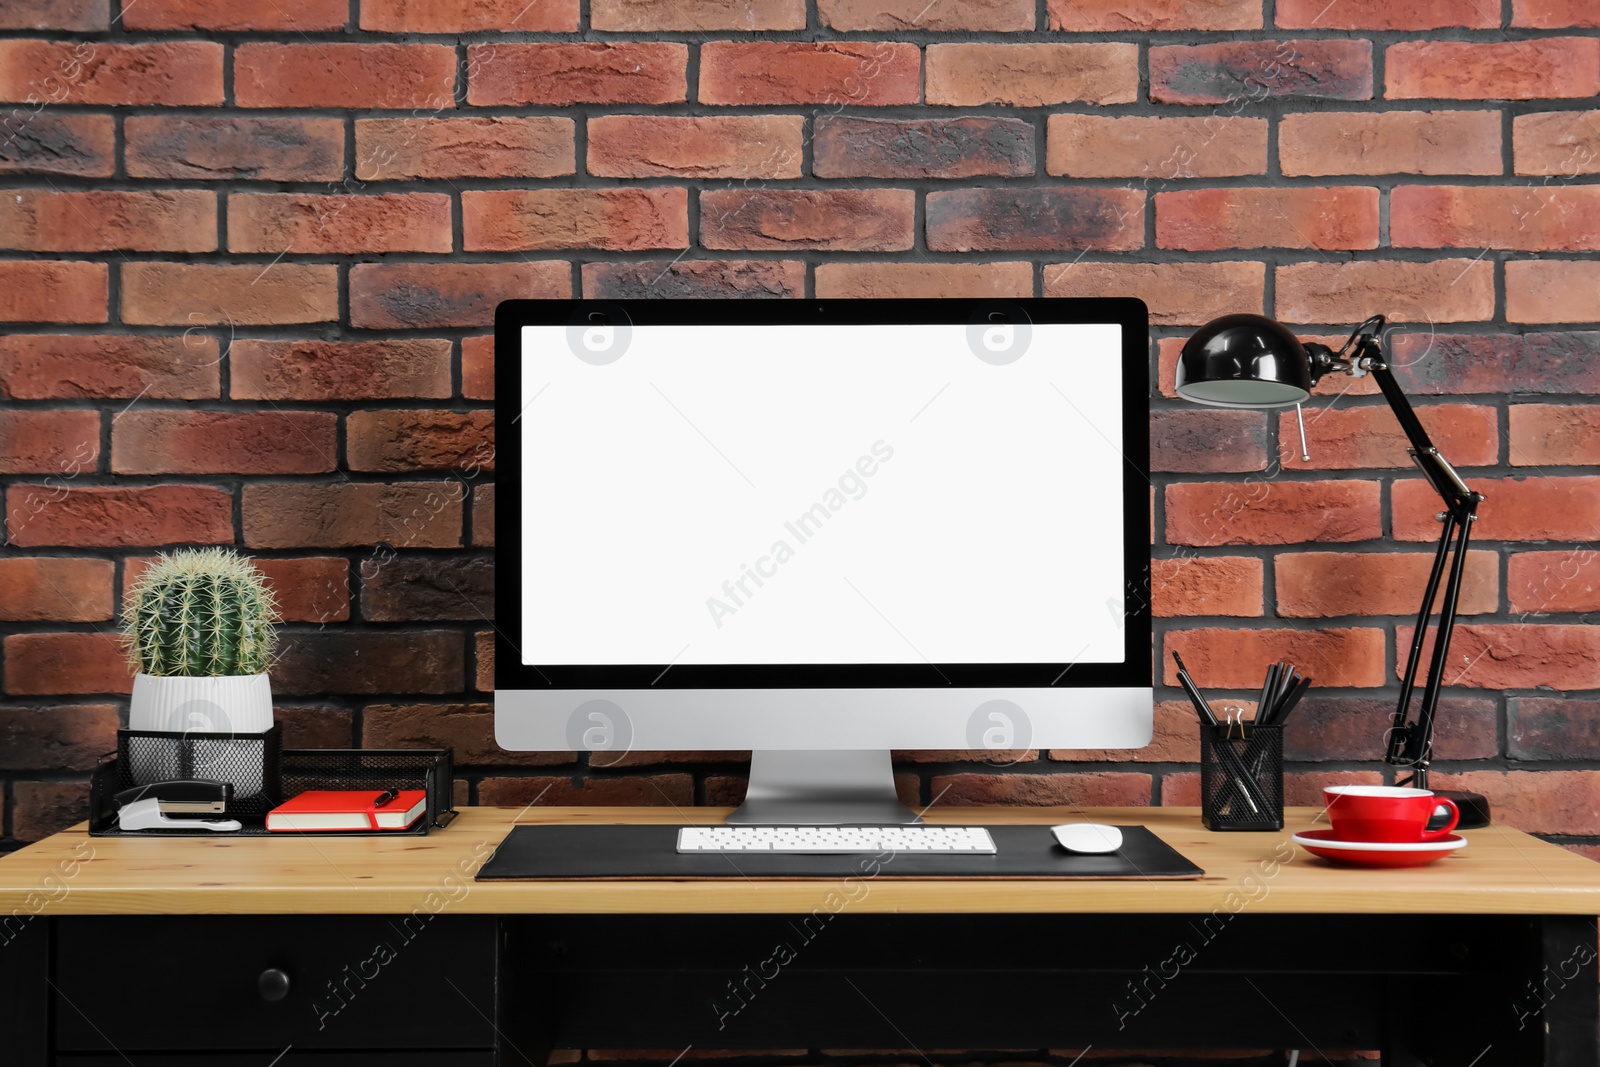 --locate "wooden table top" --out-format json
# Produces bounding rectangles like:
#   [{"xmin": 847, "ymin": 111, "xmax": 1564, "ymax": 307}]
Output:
[{"xmin": 2, "ymin": 806, "xmax": 1597, "ymax": 916}]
